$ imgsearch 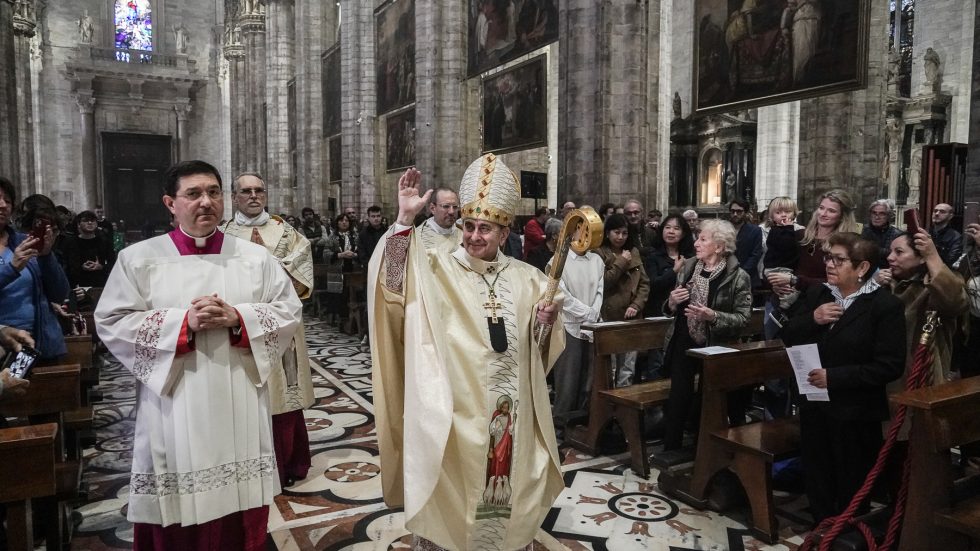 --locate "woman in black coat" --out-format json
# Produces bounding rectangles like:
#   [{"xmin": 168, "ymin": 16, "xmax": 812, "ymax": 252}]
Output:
[{"xmin": 779, "ymin": 232, "xmax": 906, "ymax": 523}]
